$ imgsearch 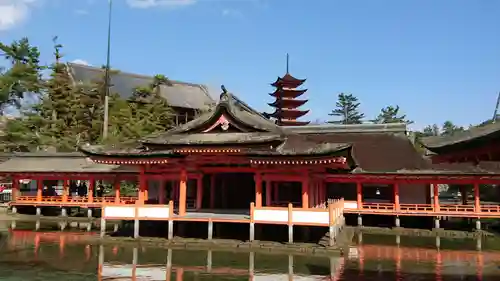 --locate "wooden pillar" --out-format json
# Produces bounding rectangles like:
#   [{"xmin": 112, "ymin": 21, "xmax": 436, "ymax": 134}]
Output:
[
  {"xmin": 88, "ymin": 179, "xmax": 94, "ymax": 203},
  {"xmin": 11, "ymin": 177, "xmax": 18, "ymax": 201},
  {"xmin": 159, "ymin": 180, "xmax": 165, "ymax": 204},
  {"xmin": 433, "ymin": 184, "xmax": 440, "ymax": 212},
  {"xmin": 144, "ymin": 180, "xmax": 149, "ymax": 202},
  {"xmin": 209, "ymin": 175, "xmax": 215, "ymax": 209},
  {"xmin": 254, "ymin": 172, "xmax": 262, "ymax": 208},
  {"xmin": 302, "ymin": 176, "xmax": 309, "ymax": 209},
  {"xmin": 474, "ymin": 183, "xmax": 480, "ymax": 213},
  {"xmin": 114, "ymin": 180, "xmax": 120, "ymax": 203},
  {"xmin": 196, "ymin": 176, "xmax": 203, "ymax": 210},
  {"xmin": 62, "ymin": 179, "xmax": 69, "ymax": 202},
  {"xmin": 36, "ymin": 179, "xmax": 43, "ymax": 202},
  {"xmin": 265, "ymin": 180, "xmax": 272, "ymax": 206},
  {"xmin": 394, "ymin": 183, "xmax": 400, "ymax": 211},
  {"xmin": 179, "ymin": 169, "xmax": 187, "ymax": 216},
  {"xmin": 356, "ymin": 182, "xmax": 363, "ymax": 209},
  {"xmin": 138, "ymin": 166, "xmax": 146, "ymax": 205}
]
